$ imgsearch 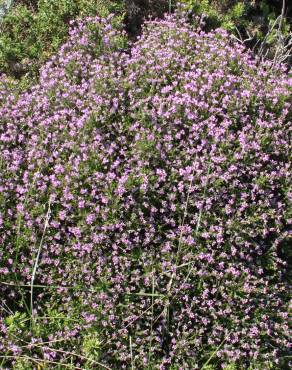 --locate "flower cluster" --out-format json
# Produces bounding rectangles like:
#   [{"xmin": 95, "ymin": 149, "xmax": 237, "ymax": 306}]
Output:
[{"xmin": 0, "ymin": 11, "xmax": 291, "ymax": 369}]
